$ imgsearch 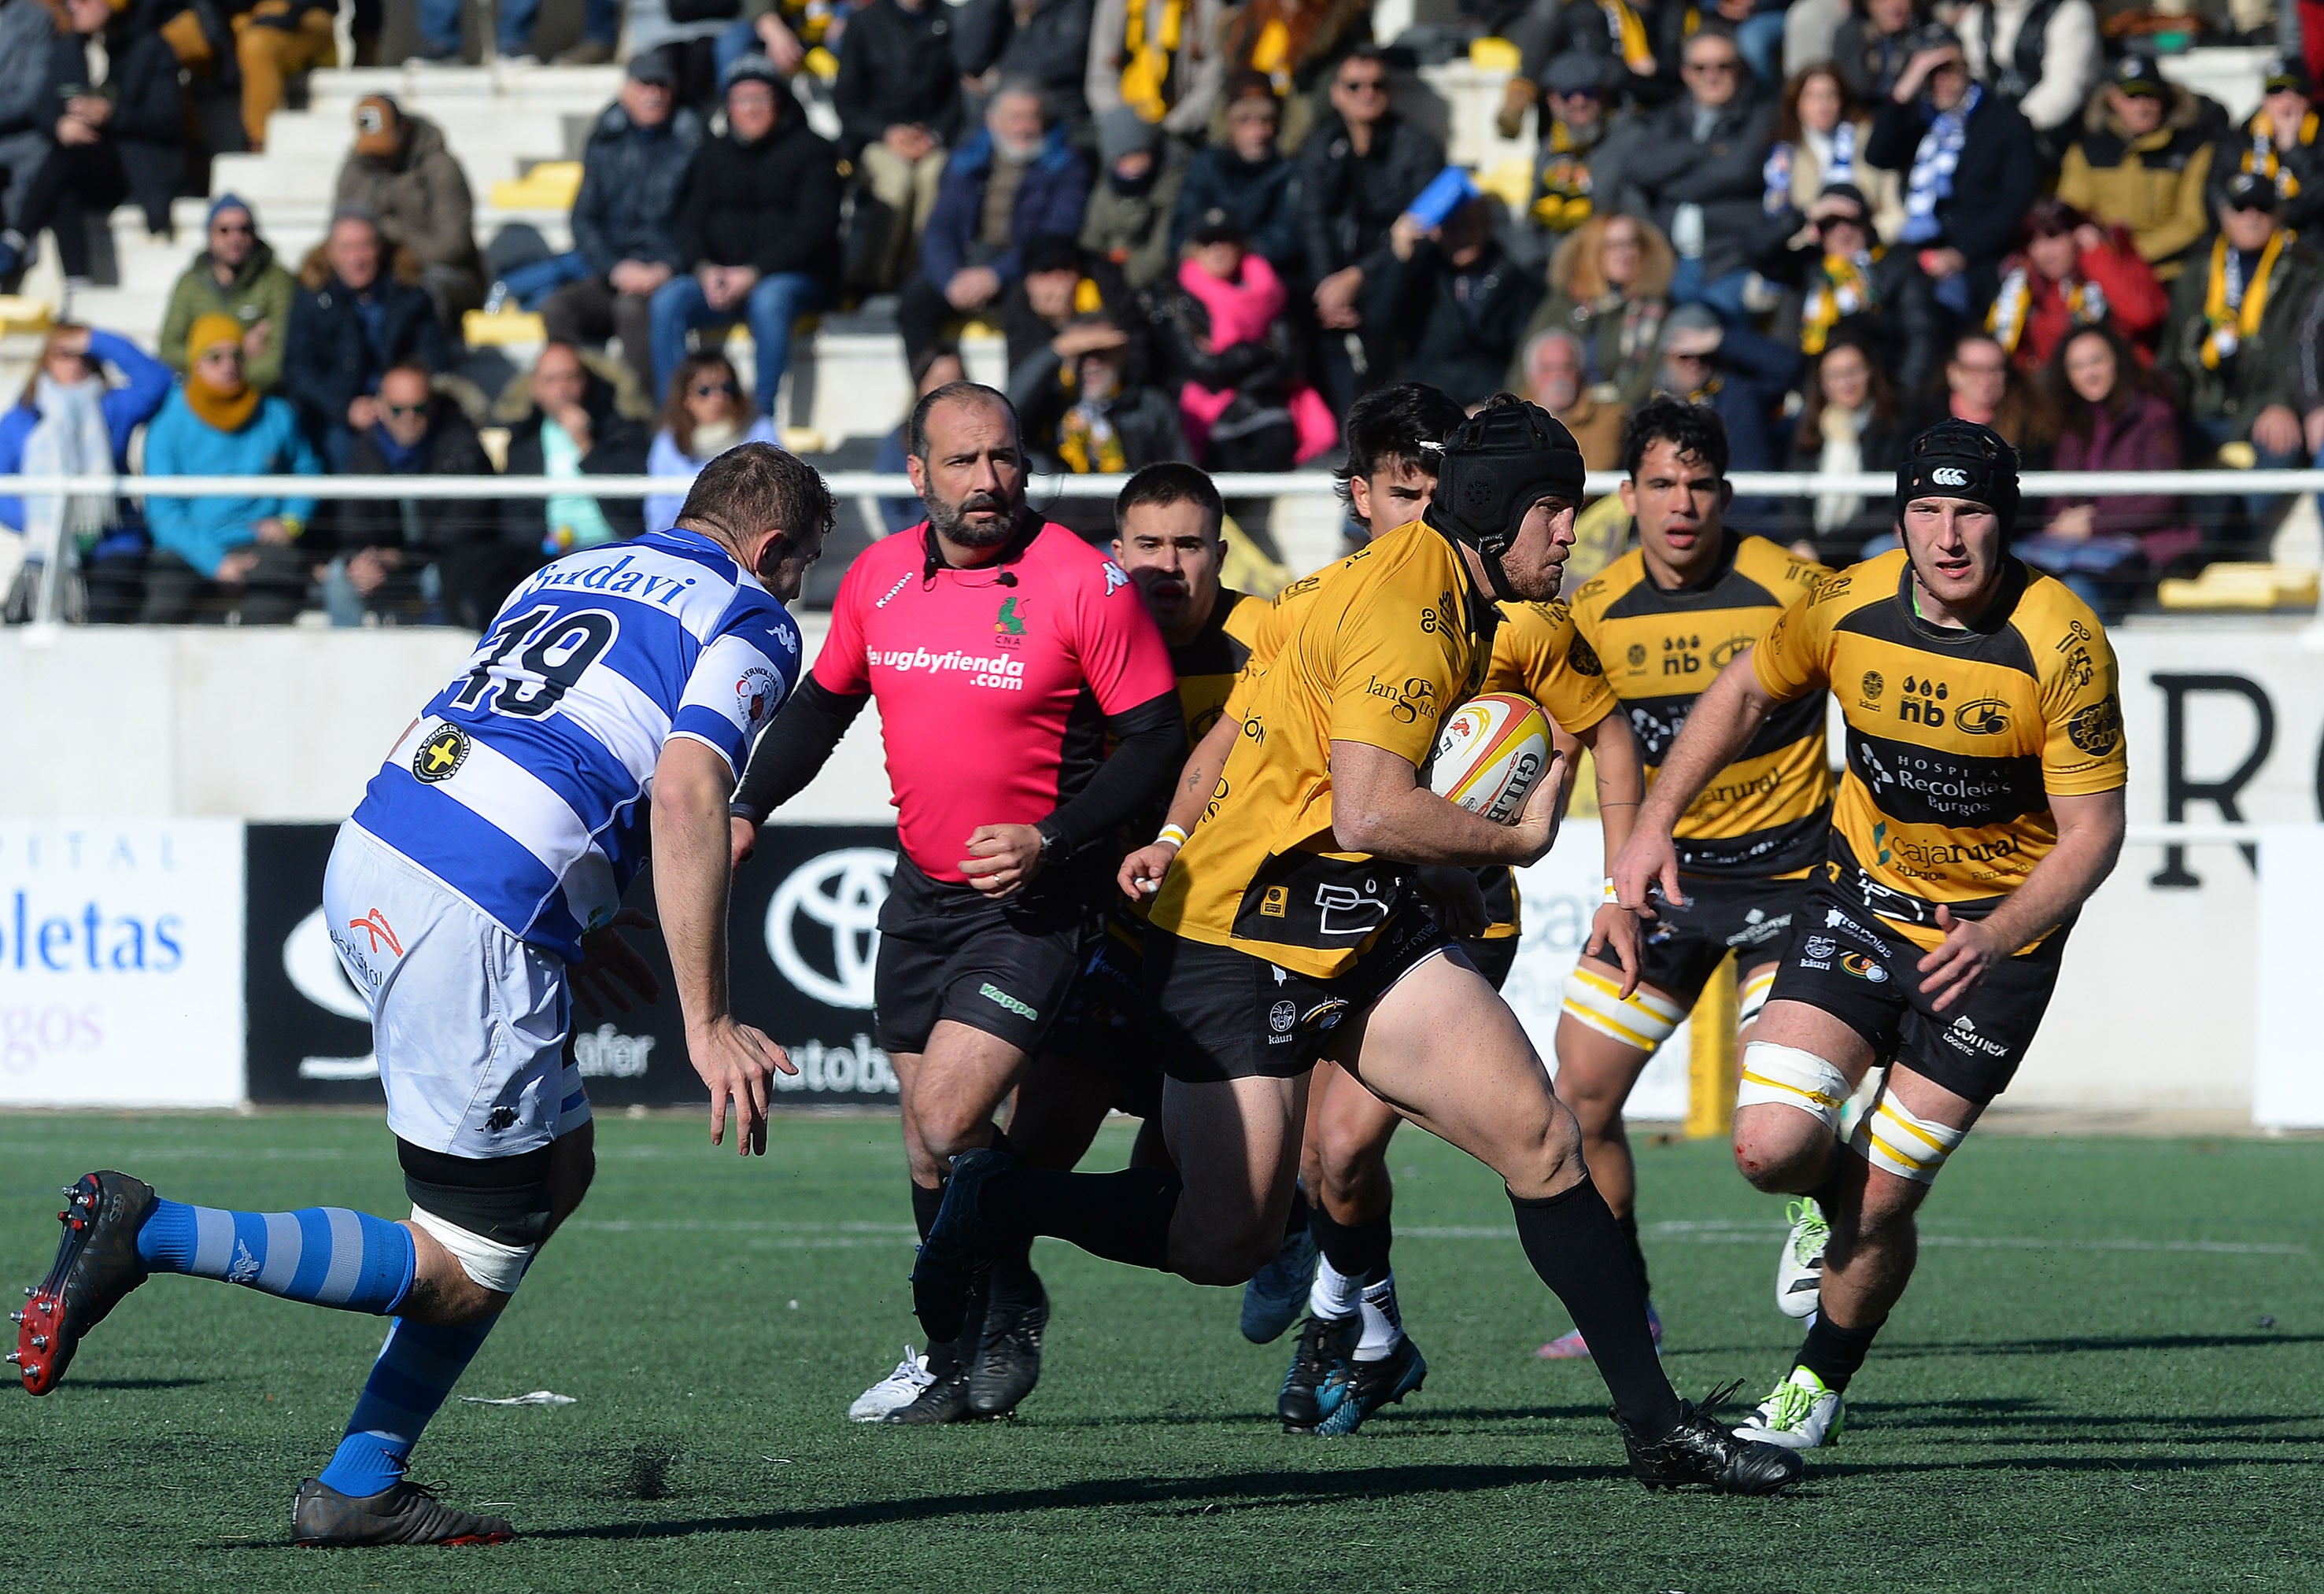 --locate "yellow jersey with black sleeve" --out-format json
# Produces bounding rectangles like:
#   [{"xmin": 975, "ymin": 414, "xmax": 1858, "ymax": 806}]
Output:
[
  {"xmin": 1568, "ymin": 533, "xmax": 1834, "ymax": 877},
  {"xmin": 1749, "ymin": 549, "xmax": 2128, "ymax": 953},
  {"xmin": 1149, "ymin": 521, "xmax": 1499, "ymax": 979},
  {"xmin": 1172, "ymin": 589, "xmax": 1267, "ymax": 743}
]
